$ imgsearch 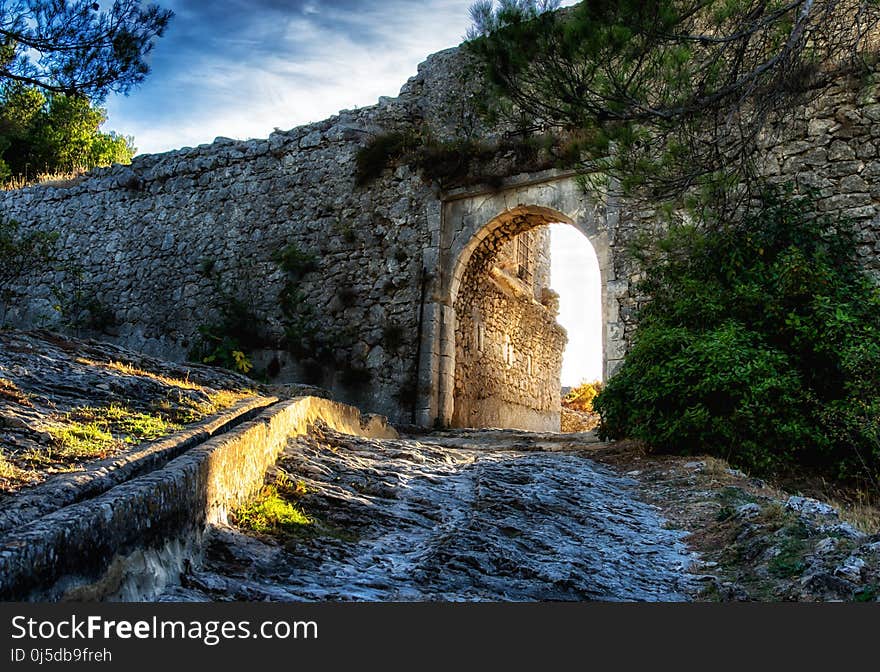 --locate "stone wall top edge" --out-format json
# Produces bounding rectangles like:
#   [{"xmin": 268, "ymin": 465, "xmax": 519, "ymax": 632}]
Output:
[{"xmin": 0, "ymin": 45, "xmax": 470, "ymax": 203}]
